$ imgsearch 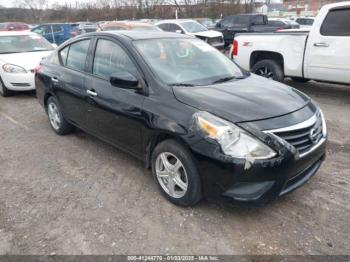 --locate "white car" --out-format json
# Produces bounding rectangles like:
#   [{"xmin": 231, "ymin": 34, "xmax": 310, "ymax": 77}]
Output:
[
  {"xmin": 0, "ymin": 31, "xmax": 54, "ymax": 97},
  {"xmin": 294, "ymin": 17, "xmax": 315, "ymax": 29},
  {"xmin": 156, "ymin": 19, "xmax": 225, "ymax": 50},
  {"xmin": 231, "ymin": 1, "xmax": 350, "ymax": 84}
]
